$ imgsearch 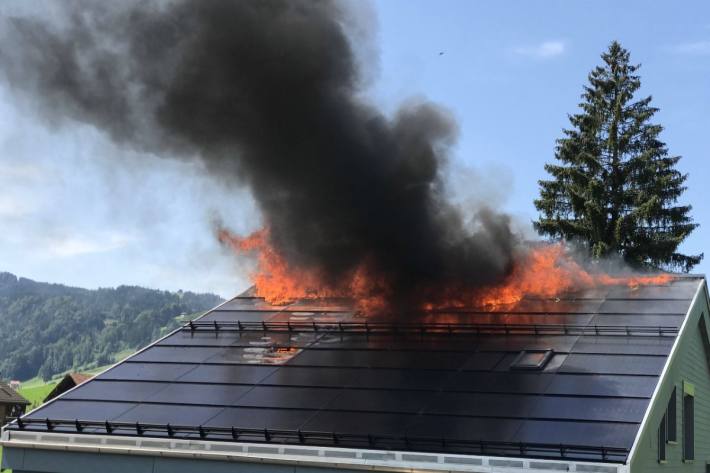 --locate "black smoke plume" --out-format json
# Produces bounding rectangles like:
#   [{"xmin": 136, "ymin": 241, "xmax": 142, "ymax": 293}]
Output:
[{"xmin": 0, "ymin": 0, "xmax": 518, "ymax": 305}]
